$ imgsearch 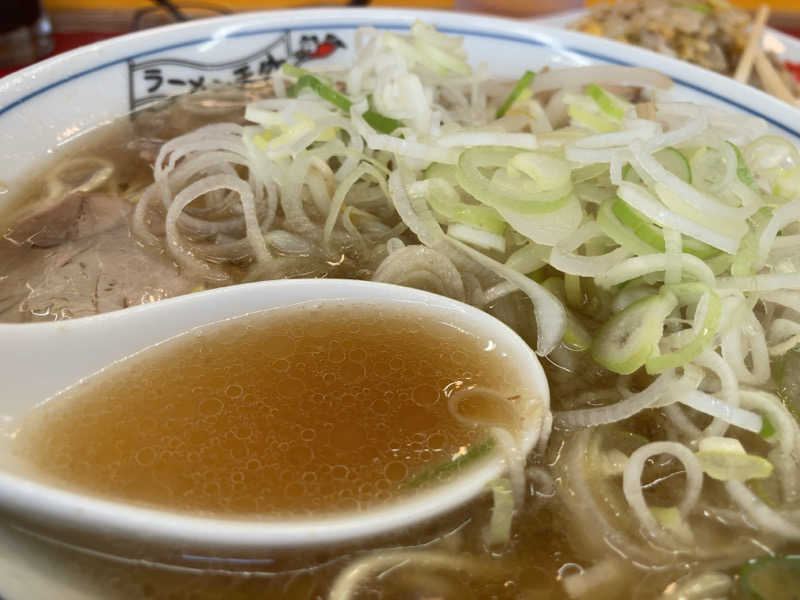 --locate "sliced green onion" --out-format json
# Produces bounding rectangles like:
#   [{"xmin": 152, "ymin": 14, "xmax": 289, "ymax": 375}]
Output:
[
  {"xmin": 649, "ymin": 505, "xmax": 693, "ymax": 541},
  {"xmin": 567, "ymin": 102, "xmax": 618, "ymax": 132},
  {"xmin": 681, "ymin": 237, "xmax": 720, "ymax": 260},
  {"xmin": 572, "ymin": 163, "xmax": 608, "ymax": 184},
  {"xmin": 706, "ymin": 252, "xmax": 735, "ymax": 276},
  {"xmin": 745, "ymin": 135, "xmax": 800, "ymax": 174},
  {"xmin": 621, "ymin": 148, "xmax": 690, "ymax": 185},
  {"xmin": 603, "ymin": 428, "xmax": 649, "ymax": 455},
  {"xmin": 775, "ymin": 167, "xmax": 800, "ymax": 200},
  {"xmin": 656, "ymin": 147, "xmax": 691, "ymax": 183},
  {"xmin": 585, "ymin": 83, "xmax": 625, "ymax": 120},
  {"xmin": 495, "ymin": 70, "xmax": 535, "ymax": 119},
  {"xmin": 528, "ymin": 266, "xmax": 547, "ymax": 283},
  {"xmin": 621, "ymin": 163, "xmax": 642, "ymax": 184},
  {"xmin": 645, "ymin": 283, "xmax": 721, "ymax": 373},
  {"xmin": 505, "ymin": 243, "xmax": 548, "ymax": 274},
  {"xmin": 483, "ymin": 477, "xmax": 514, "ymax": 548},
  {"xmin": 412, "ymin": 32, "xmax": 470, "ymax": 75},
  {"xmin": 362, "ymin": 111, "xmax": 405, "ymax": 135},
  {"xmin": 597, "ymin": 198, "xmax": 658, "ymax": 255},
  {"xmin": 695, "ymin": 437, "xmax": 773, "ymax": 482},
  {"xmin": 653, "ymin": 182, "xmax": 748, "ymax": 242},
  {"xmin": 402, "ymin": 437, "xmax": 495, "ymax": 489},
  {"xmin": 254, "ymin": 117, "xmax": 315, "ymax": 156},
  {"xmin": 419, "ymin": 177, "xmax": 505, "ymax": 233},
  {"xmin": 508, "ymin": 151, "xmax": 572, "ymax": 192},
  {"xmin": 598, "ymin": 252, "xmax": 715, "ymax": 288},
  {"xmin": 563, "ymin": 321, "xmax": 593, "ymax": 351},
  {"xmin": 281, "ymin": 62, "xmax": 316, "ymax": 80},
  {"xmin": 612, "ymin": 198, "xmax": 665, "ymax": 251},
  {"xmin": 594, "ymin": 448, "xmax": 628, "ymax": 477},
  {"xmin": 447, "ymin": 223, "xmax": 506, "ymax": 253},
  {"xmin": 731, "ymin": 229, "xmax": 758, "ymax": 277},
  {"xmin": 739, "ymin": 555, "xmax": 800, "ymax": 600},
  {"xmin": 749, "ymin": 476, "xmax": 782, "ymax": 508},
  {"xmin": 457, "ymin": 147, "xmax": 571, "ymax": 214},
  {"xmin": 690, "ymin": 144, "xmax": 738, "ymax": 191},
  {"xmin": 423, "ymin": 162, "xmax": 460, "ymax": 186},
  {"xmin": 661, "ymin": 228, "xmax": 681, "ymax": 285},
  {"xmin": 727, "ymin": 141, "xmax": 755, "ymax": 186},
  {"xmin": 592, "ymin": 292, "xmax": 677, "ymax": 374},
  {"xmin": 611, "ymin": 198, "xmax": 717, "ymax": 259},
  {"xmin": 287, "ymin": 74, "xmax": 403, "ymax": 134},
  {"xmin": 759, "ymin": 414, "xmax": 776, "ymax": 439},
  {"xmin": 542, "ymin": 277, "xmax": 592, "ymax": 351},
  {"xmin": 287, "ymin": 74, "xmax": 349, "ymax": 110}
]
